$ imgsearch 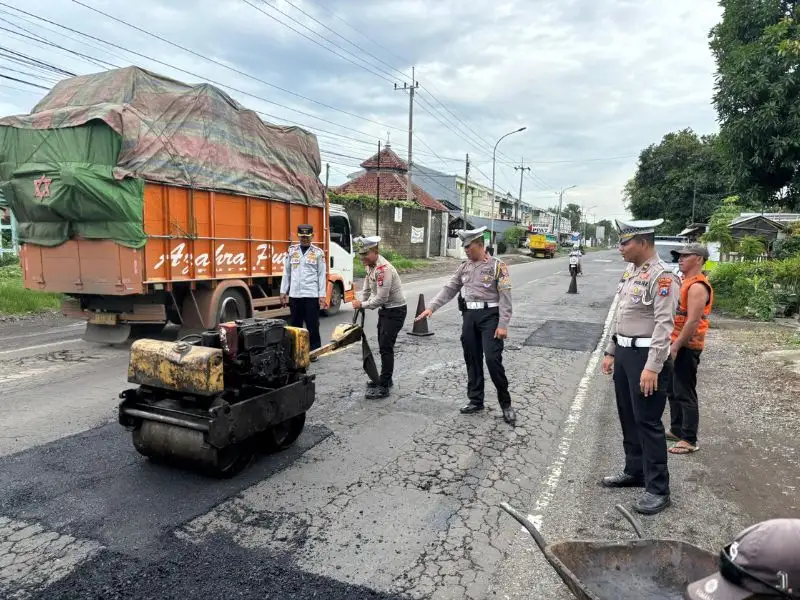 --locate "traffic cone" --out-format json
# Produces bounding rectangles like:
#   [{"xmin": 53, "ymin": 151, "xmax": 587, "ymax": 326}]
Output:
[
  {"xmin": 407, "ymin": 293, "xmax": 434, "ymax": 337},
  {"xmin": 567, "ymin": 269, "xmax": 578, "ymax": 294}
]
